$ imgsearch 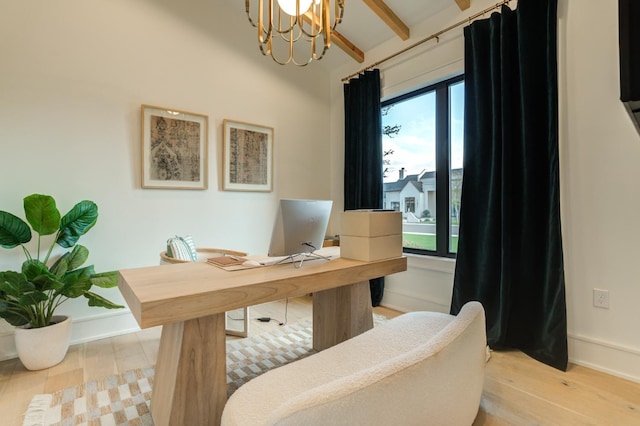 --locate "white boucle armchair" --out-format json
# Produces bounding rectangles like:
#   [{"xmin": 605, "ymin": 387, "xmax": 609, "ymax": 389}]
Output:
[{"xmin": 221, "ymin": 301, "xmax": 487, "ymax": 426}]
